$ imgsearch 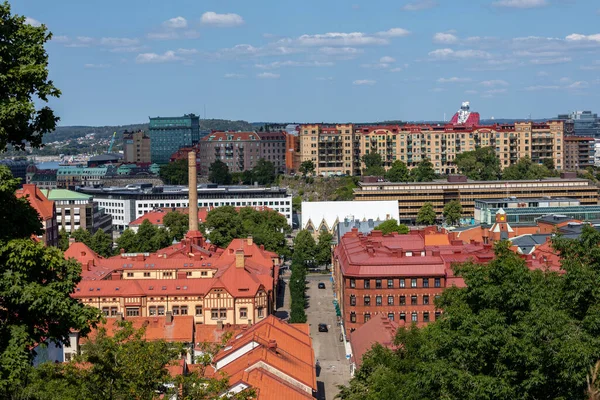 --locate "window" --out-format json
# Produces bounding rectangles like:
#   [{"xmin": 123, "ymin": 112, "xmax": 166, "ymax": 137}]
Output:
[
  {"xmin": 239, "ymin": 308, "xmax": 248, "ymax": 319},
  {"xmin": 350, "ymin": 279, "xmax": 356, "ymax": 288},
  {"xmin": 387, "ymin": 313, "xmax": 395, "ymax": 321},
  {"xmin": 186, "ymin": 272, "xmax": 192, "ymax": 277},
  {"xmin": 126, "ymin": 307, "xmax": 140, "ymax": 317},
  {"xmin": 411, "ymin": 312, "xmax": 418, "ymax": 322},
  {"xmin": 364, "ymin": 296, "xmax": 371, "ymax": 306},
  {"xmin": 387, "ymin": 296, "xmax": 394, "ymax": 305},
  {"xmin": 110, "ymin": 307, "xmax": 118, "ymax": 316},
  {"xmin": 375, "ymin": 279, "xmax": 382, "ymax": 289},
  {"xmin": 400, "ymin": 279, "xmax": 405, "ymax": 288},
  {"xmin": 423, "ymin": 312, "xmax": 430, "ymax": 322},
  {"xmin": 211, "ymin": 309, "xmax": 219, "ymax": 319},
  {"xmin": 411, "ymin": 295, "xmax": 418, "ymax": 305},
  {"xmin": 258, "ymin": 308, "xmax": 264, "ymax": 318},
  {"xmin": 143, "ymin": 272, "xmax": 150, "ymax": 277},
  {"xmin": 423, "ymin": 278, "xmax": 429, "ymax": 288},
  {"xmin": 400, "ymin": 296, "xmax": 406, "ymax": 305},
  {"xmin": 180, "ymin": 306, "xmax": 188, "ymax": 315},
  {"xmin": 220, "ymin": 309, "xmax": 227, "ymax": 319},
  {"xmin": 364, "ymin": 280, "xmax": 370, "ymax": 289},
  {"xmin": 350, "ymin": 295, "xmax": 356, "ymax": 306},
  {"xmin": 172, "ymin": 306, "xmax": 180, "ymax": 315},
  {"xmin": 350, "ymin": 312, "xmax": 356, "ymax": 323},
  {"xmin": 387, "ymin": 279, "xmax": 394, "ymax": 288},
  {"xmin": 163, "ymin": 272, "xmax": 173, "ymax": 278},
  {"xmin": 364, "ymin": 313, "xmax": 371, "ymax": 323},
  {"xmin": 411, "ymin": 278, "xmax": 417, "ymax": 288},
  {"xmin": 195, "ymin": 306, "xmax": 203, "ymax": 316},
  {"xmin": 434, "ymin": 278, "xmax": 441, "ymax": 287},
  {"xmin": 201, "ymin": 271, "xmax": 208, "ymax": 276},
  {"xmin": 400, "ymin": 312, "xmax": 406, "ymax": 321},
  {"xmin": 435, "ymin": 311, "xmax": 441, "ymax": 320},
  {"xmin": 423, "ymin": 295, "xmax": 430, "ymax": 305},
  {"xmin": 376, "ymin": 296, "xmax": 382, "ymax": 306},
  {"xmin": 127, "ymin": 272, "xmax": 134, "ymax": 278},
  {"xmin": 101, "ymin": 307, "xmax": 109, "ymax": 316}
]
